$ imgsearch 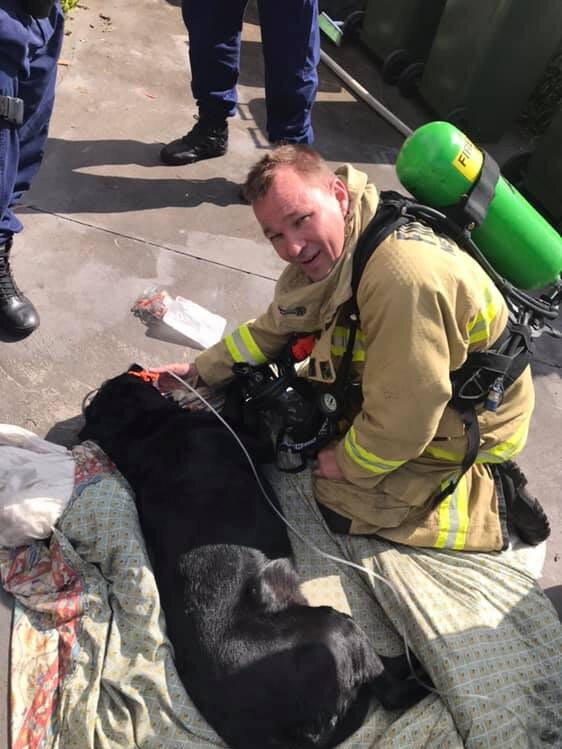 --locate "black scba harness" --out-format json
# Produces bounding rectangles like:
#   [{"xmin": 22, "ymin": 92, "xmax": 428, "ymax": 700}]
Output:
[
  {"xmin": 344, "ymin": 151, "xmax": 561, "ymax": 499},
  {"xmin": 233, "ymin": 153, "xmax": 562, "ymax": 484}
]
